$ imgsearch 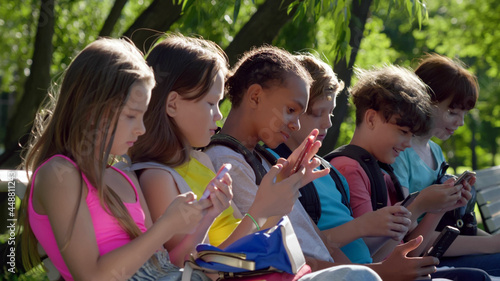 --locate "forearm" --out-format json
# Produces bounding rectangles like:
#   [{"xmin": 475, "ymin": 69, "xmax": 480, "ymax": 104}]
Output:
[
  {"xmin": 405, "ymin": 212, "xmax": 442, "ymax": 256},
  {"xmin": 320, "ymin": 220, "xmax": 365, "ymax": 248},
  {"xmin": 311, "ymin": 219, "xmax": 351, "ymax": 264},
  {"xmin": 445, "ymin": 234, "xmax": 500, "ymax": 256},
  {"xmin": 82, "ymin": 216, "xmax": 177, "ymax": 280},
  {"xmin": 217, "ymin": 215, "xmax": 263, "ymax": 249},
  {"xmin": 370, "ymin": 239, "xmax": 399, "ymax": 262},
  {"xmin": 306, "ymin": 257, "xmax": 390, "ymax": 281},
  {"xmin": 304, "ymin": 256, "xmax": 341, "ymax": 272},
  {"xmin": 168, "ymin": 217, "xmax": 214, "ymax": 266},
  {"xmin": 217, "ymin": 198, "xmax": 281, "ymax": 248},
  {"xmin": 364, "ymin": 263, "xmax": 402, "ymax": 281}
]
